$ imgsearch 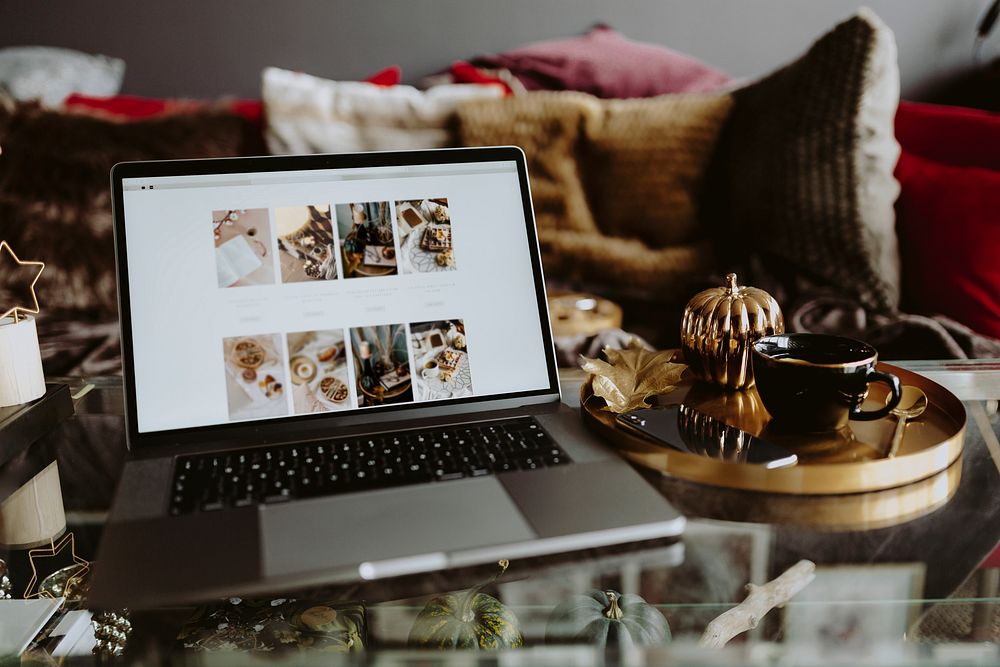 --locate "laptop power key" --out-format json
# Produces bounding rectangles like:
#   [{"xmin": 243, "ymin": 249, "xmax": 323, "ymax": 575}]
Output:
[{"xmin": 167, "ymin": 417, "xmax": 569, "ymax": 516}]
